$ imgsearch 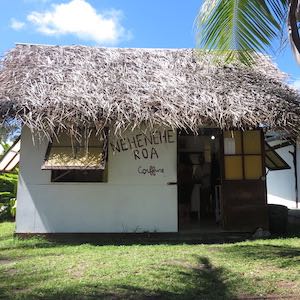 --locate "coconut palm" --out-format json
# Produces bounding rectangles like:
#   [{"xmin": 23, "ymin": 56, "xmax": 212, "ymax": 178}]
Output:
[{"xmin": 196, "ymin": 0, "xmax": 300, "ymax": 65}]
